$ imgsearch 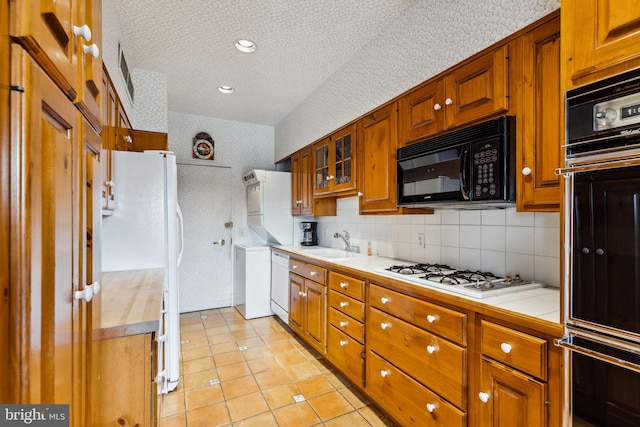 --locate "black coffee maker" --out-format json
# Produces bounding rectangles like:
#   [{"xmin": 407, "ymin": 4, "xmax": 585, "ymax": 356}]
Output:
[{"xmin": 300, "ymin": 222, "xmax": 318, "ymax": 246}]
